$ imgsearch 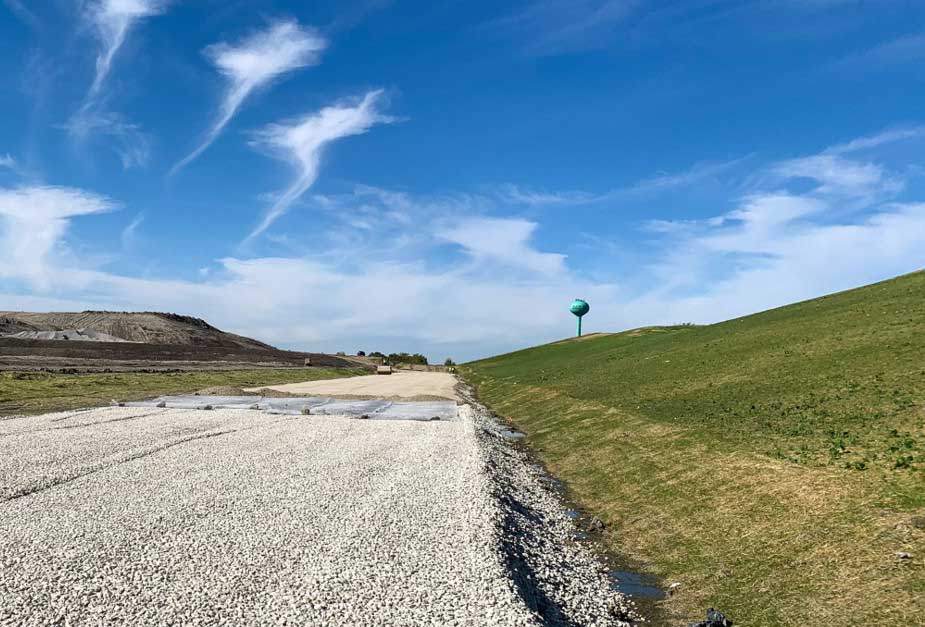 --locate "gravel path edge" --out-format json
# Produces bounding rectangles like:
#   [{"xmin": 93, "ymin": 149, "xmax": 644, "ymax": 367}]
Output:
[{"xmin": 461, "ymin": 383, "xmax": 641, "ymax": 627}]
